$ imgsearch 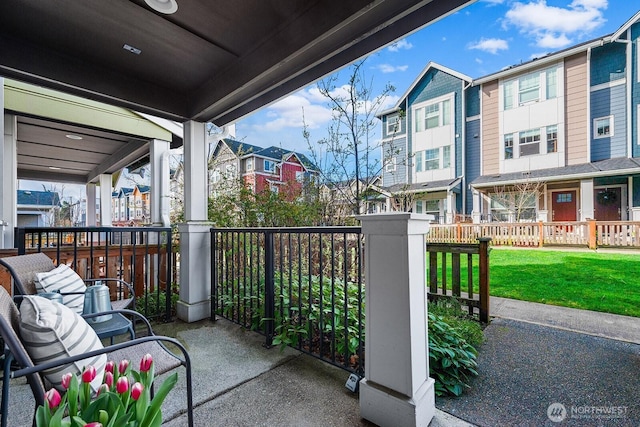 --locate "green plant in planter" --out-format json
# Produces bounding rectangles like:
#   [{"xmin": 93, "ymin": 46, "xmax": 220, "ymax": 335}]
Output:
[
  {"xmin": 428, "ymin": 312, "xmax": 479, "ymax": 397},
  {"xmin": 36, "ymin": 354, "xmax": 177, "ymax": 427}
]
